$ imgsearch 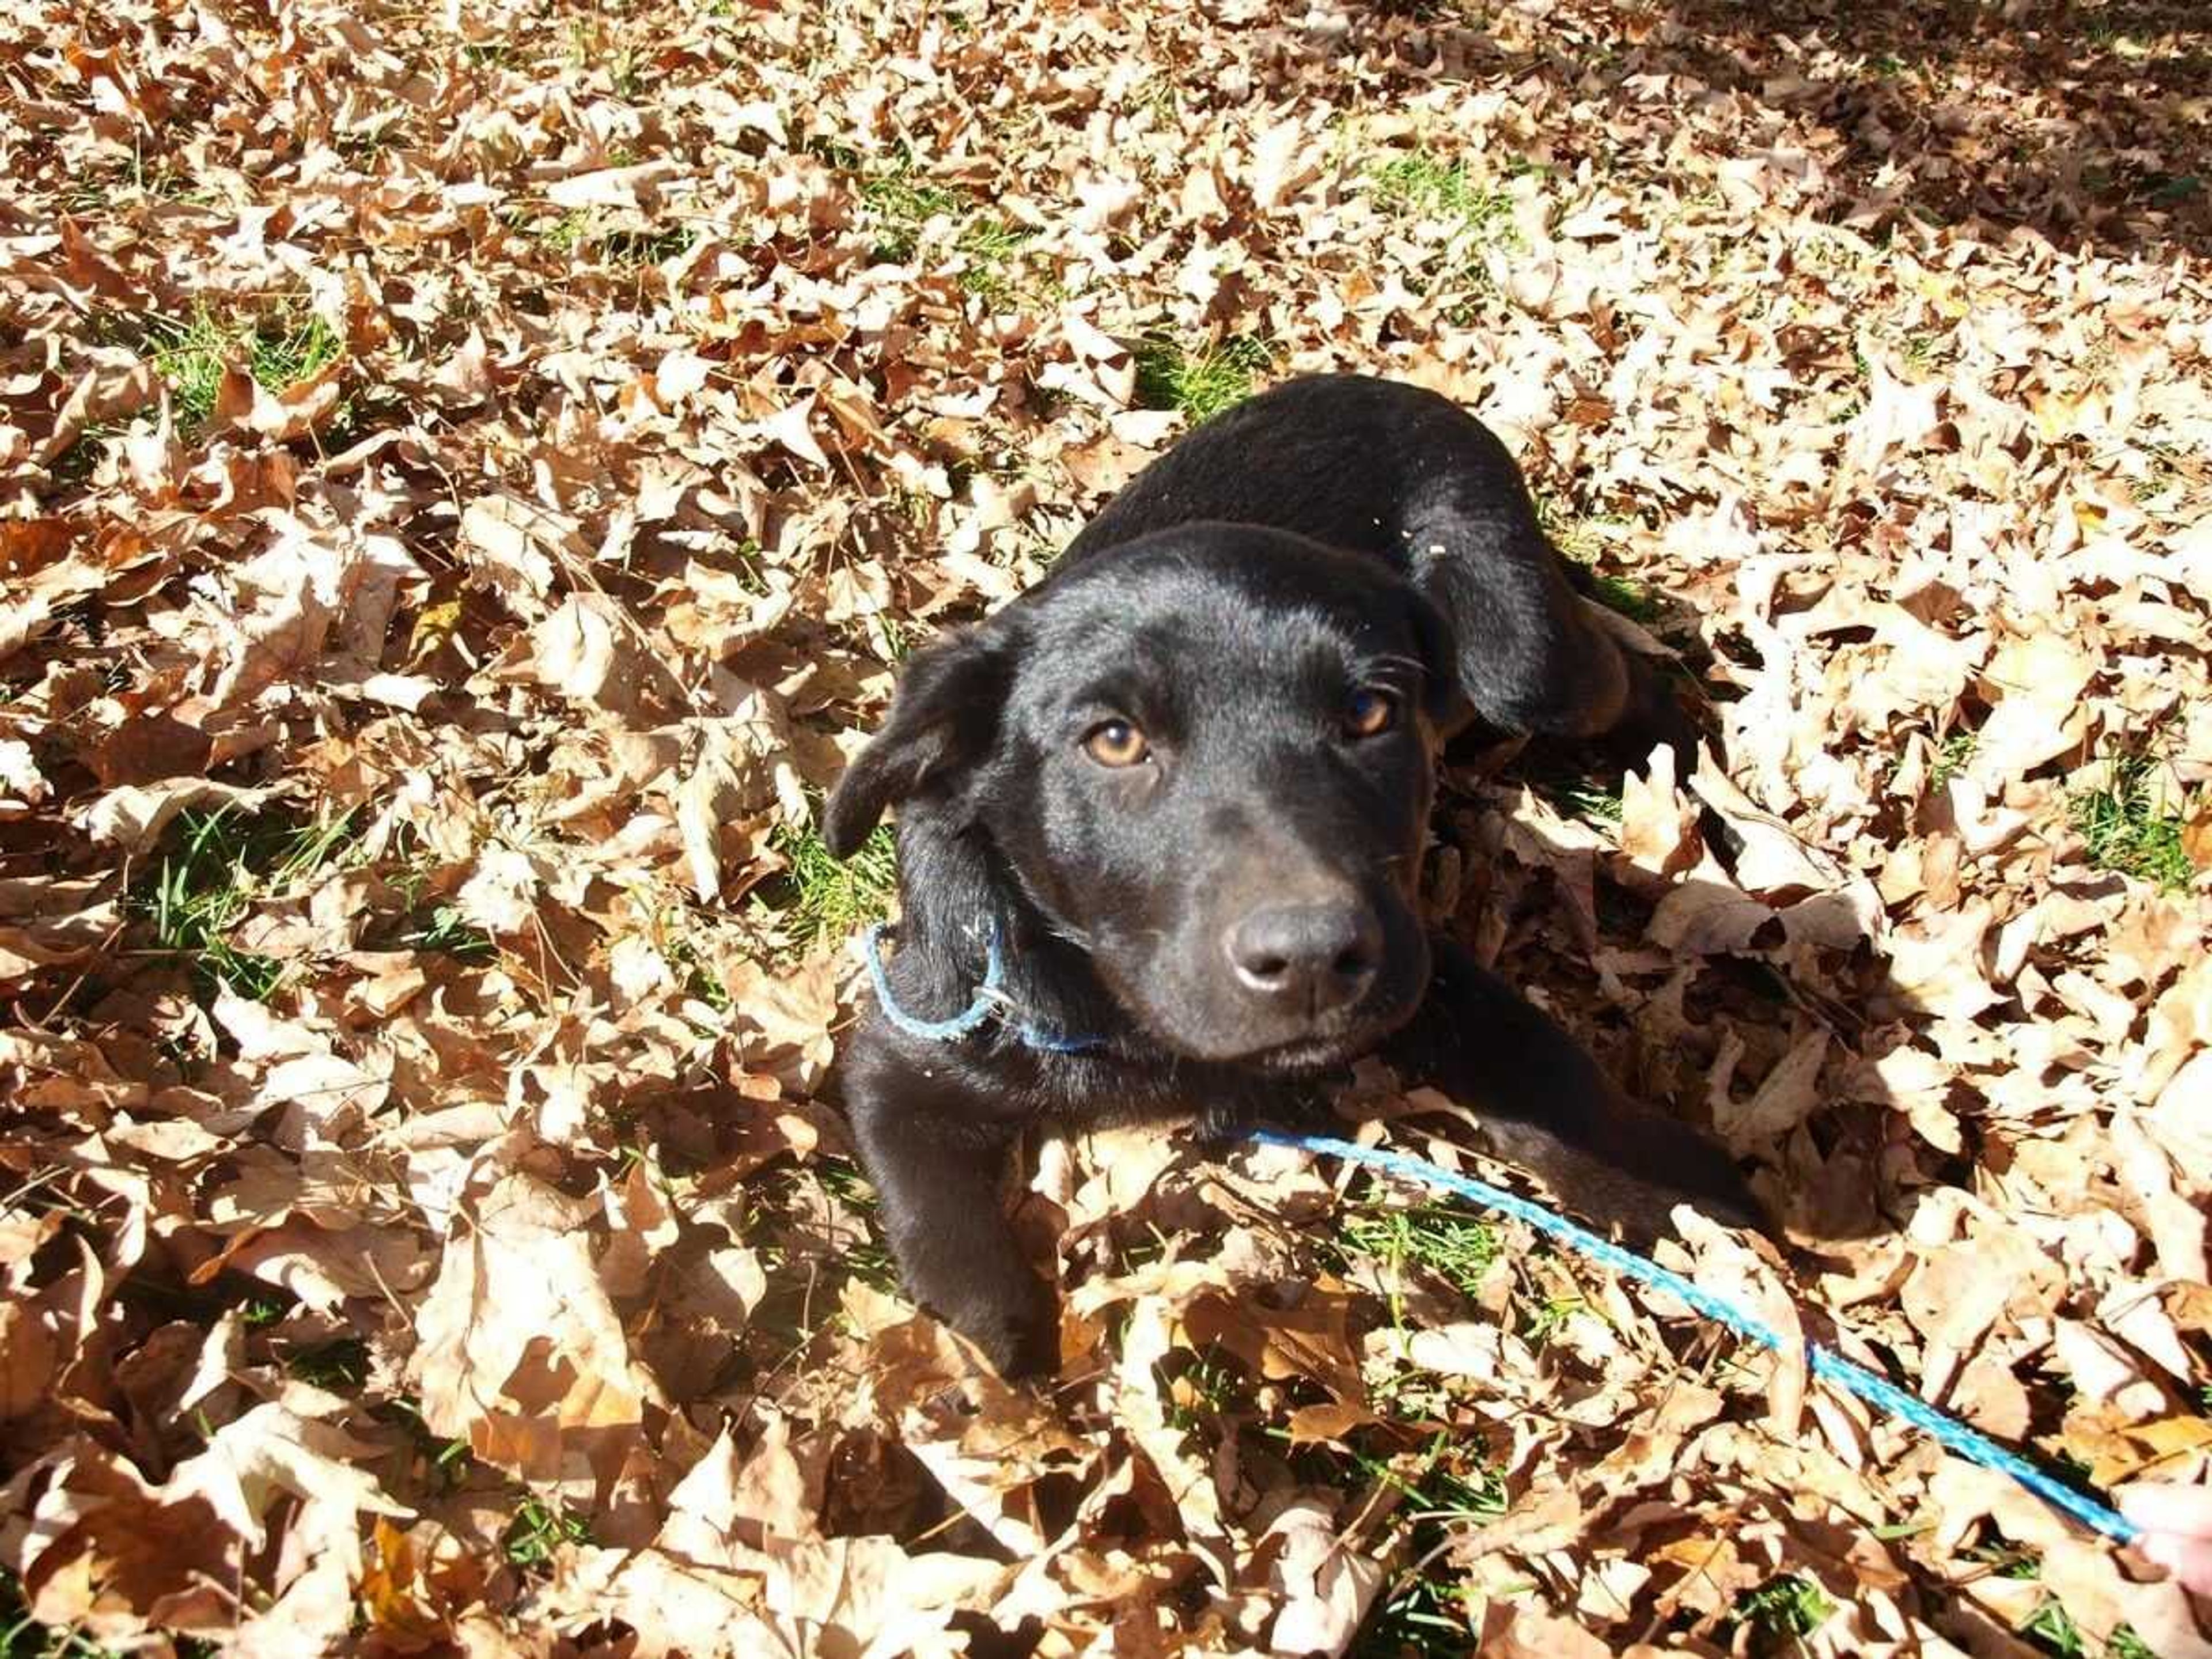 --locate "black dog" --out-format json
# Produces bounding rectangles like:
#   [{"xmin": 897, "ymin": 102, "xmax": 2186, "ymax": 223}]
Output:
[{"xmin": 824, "ymin": 374, "xmax": 1760, "ymax": 1377}]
